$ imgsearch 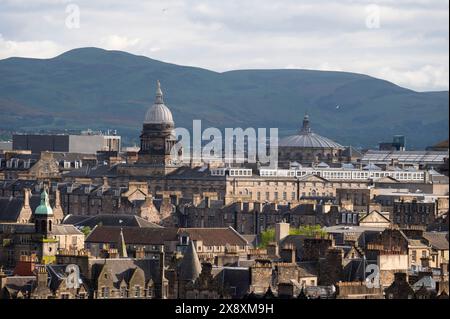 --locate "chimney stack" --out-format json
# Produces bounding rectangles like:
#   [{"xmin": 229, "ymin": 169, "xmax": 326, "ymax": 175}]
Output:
[
  {"xmin": 275, "ymin": 222, "xmax": 290, "ymax": 243},
  {"xmin": 23, "ymin": 188, "xmax": 31, "ymax": 208}
]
